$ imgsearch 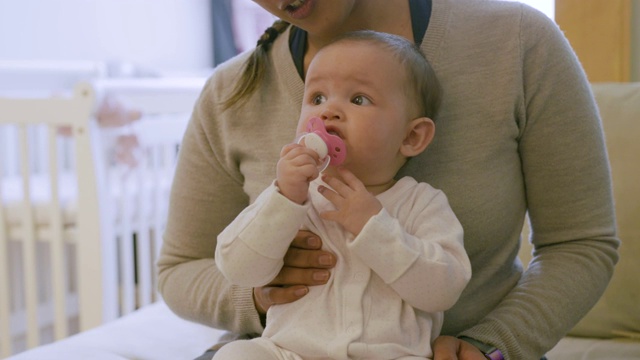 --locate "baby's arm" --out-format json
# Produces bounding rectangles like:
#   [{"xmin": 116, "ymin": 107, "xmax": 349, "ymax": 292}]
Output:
[
  {"xmin": 319, "ymin": 168, "xmax": 470, "ymax": 312},
  {"xmin": 216, "ymin": 183, "xmax": 310, "ymax": 287},
  {"xmin": 216, "ymin": 143, "xmax": 320, "ymax": 287},
  {"xmin": 276, "ymin": 143, "xmax": 321, "ymax": 204}
]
